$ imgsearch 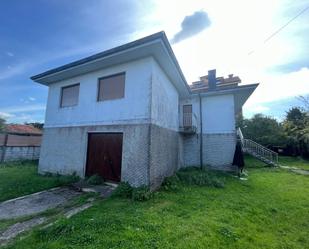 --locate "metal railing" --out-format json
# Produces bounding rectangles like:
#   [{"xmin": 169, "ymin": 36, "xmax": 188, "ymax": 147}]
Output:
[
  {"xmin": 183, "ymin": 113, "xmax": 193, "ymax": 127},
  {"xmin": 179, "ymin": 113, "xmax": 198, "ymax": 134},
  {"xmin": 237, "ymin": 128, "xmax": 278, "ymax": 166}
]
